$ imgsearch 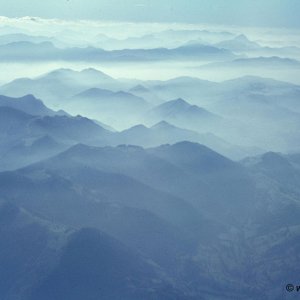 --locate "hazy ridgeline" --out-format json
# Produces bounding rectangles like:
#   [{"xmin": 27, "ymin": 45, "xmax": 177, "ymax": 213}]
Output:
[{"xmin": 0, "ymin": 16, "xmax": 300, "ymax": 300}]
